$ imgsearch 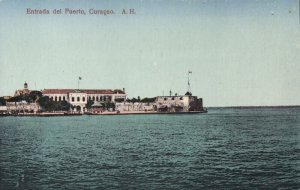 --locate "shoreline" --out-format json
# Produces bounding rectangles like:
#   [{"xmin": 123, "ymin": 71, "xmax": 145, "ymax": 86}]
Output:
[{"xmin": 0, "ymin": 110, "xmax": 207, "ymax": 117}]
